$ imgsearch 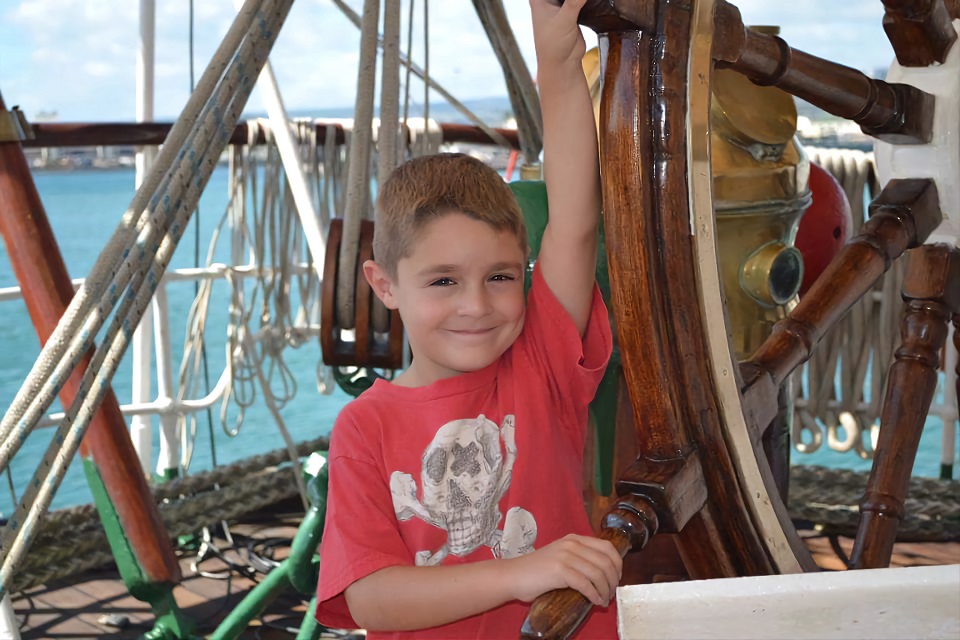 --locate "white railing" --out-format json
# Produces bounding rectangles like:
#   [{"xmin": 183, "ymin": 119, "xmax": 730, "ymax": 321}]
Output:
[{"xmin": 0, "ymin": 261, "xmax": 317, "ymax": 477}]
